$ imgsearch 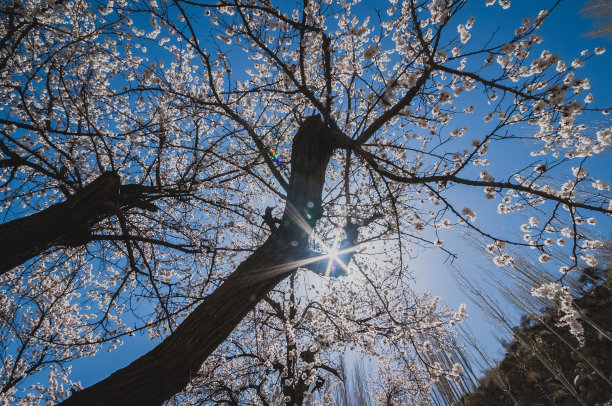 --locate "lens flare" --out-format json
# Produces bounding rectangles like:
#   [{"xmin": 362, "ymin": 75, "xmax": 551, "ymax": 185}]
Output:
[{"xmin": 271, "ymin": 149, "xmax": 284, "ymax": 168}]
